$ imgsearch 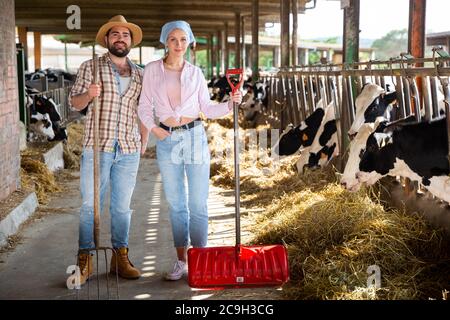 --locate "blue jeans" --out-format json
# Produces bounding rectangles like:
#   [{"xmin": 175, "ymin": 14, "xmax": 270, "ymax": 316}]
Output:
[
  {"xmin": 79, "ymin": 141, "xmax": 140, "ymax": 250},
  {"xmin": 156, "ymin": 122, "xmax": 210, "ymax": 248}
]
